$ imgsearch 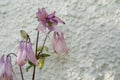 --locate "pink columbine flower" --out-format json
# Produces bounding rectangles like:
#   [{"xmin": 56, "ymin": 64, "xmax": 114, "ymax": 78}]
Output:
[
  {"xmin": 0, "ymin": 55, "xmax": 13, "ymax": 80},
  {"xmin": 16, "ymin": 41, "xmax": 37, "ymax": 66},
  {"xmin": 36, "ymin": 8, "xmax": 65, "ymax": 33},
  {"xmin": 52, "ymin": 30, "xmax": 68, "ymax": 54}
]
